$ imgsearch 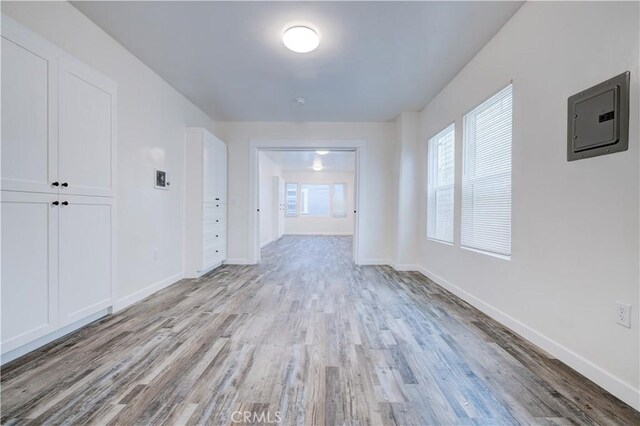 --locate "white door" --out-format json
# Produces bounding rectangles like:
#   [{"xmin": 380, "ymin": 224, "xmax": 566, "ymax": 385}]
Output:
[
  {"xmin": 277, "ymin": 177, "xmax": 285, "ymax": 239},
  {"xmin": 215, "ymin": 140, "xmax": 227, "ymax": 204},
  {"xmin": 58, "ymin": 195, "xmax": 113, "ymax": 325},
  {"xmin": 1, "ymin": 17, "xmax": 58, "ymax": 194},
  {"xmin": 59, "ymin": 56, "xmax": 116, "ymax": 197},
  {"xmin": 1, "ymin": 192, "xmax": 59, "ymax": 353}
]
